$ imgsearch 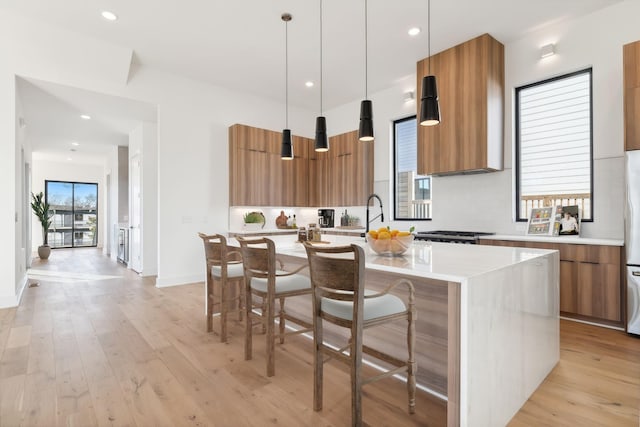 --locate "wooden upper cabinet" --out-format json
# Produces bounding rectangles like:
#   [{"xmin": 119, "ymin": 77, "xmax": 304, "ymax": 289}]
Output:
[
  {"xmin": 229, "ymin": 124, "xmax": 313, "ymax": 207},
  {"xmin": 624, "ymin": 40, "xmax": 640, "ymax": 151},
  {"xmin": 316, "ymin": 130, "xmax": 374, "ymax": 207},
  {"xmin": 229, "ymin": 124, "xmax": 372, "ymax": 207},
  {"xmin": 416, "ymin": 33, "xmax": 504, "ymax": 175}
]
